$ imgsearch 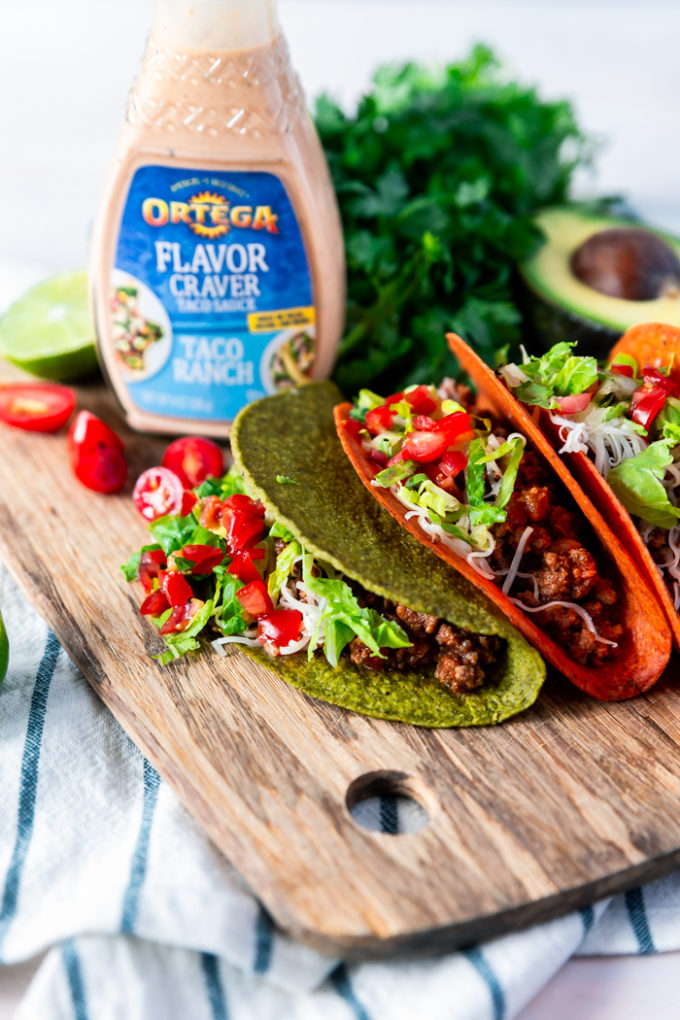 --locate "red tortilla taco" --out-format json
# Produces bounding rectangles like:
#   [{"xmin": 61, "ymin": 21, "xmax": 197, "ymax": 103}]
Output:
[
  {"xmin": 334, "ymin": 335, "xmax": 672, "ymax": 701},
  {"xmin": 494, "ymin": 322, "xmax": 680, "ymax": 651}
]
